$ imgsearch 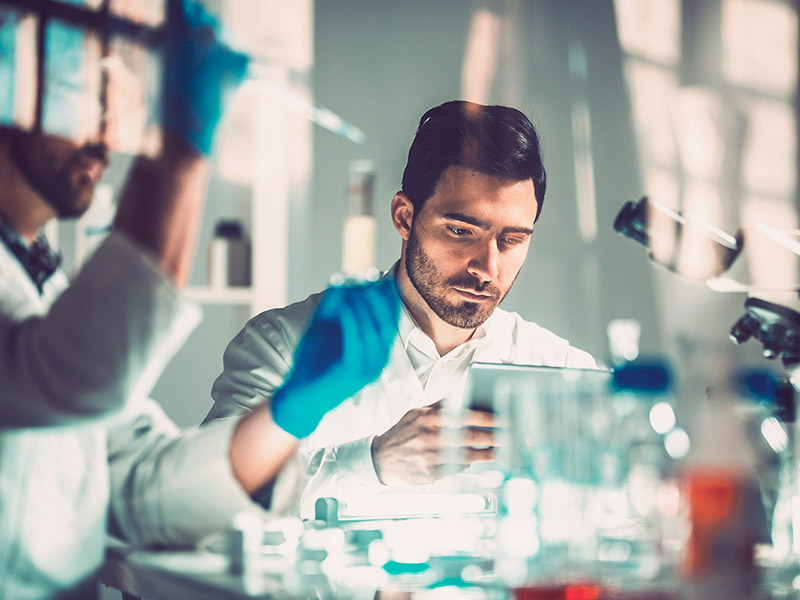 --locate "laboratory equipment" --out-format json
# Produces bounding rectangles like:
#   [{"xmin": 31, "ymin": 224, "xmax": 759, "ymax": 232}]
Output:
[
  {"xmin": 613, "ymin": 196, "xmax": 743, "ymax": 282},
  {"xmin": 244, "ymin": 65, "xmax": 366, "ymax": 146},
  {"xmin": 613, "ymin": 192, "xmax": 800, "ymax": 597},
  {"xmin": 675, "ymin": 367, "xmax": 774, "ymax": 599},
  {"xmin": 466, "ymin": 364, "xmax": 614, "ymax": 585},
  {"xmin": 614, "ymin": 197, "xmax": 800, "ymax": 372},
  {"xmin": 208, "ymin": 219, "xmax": 251, "ymax": 288},
  {"xmin": 733, "ymin": 369, "xmax": 800, "ymax": 568},
  {"xmin": 729, "ymin": 297, "xmax": 800, "ymax": 370},
  {"xmin": 340, "ymin": 159, "xmax": 378, "ymax": 281},
  {"xmin": 601, "ymin": 361, "xmax": 683, "ymax": 586}
]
